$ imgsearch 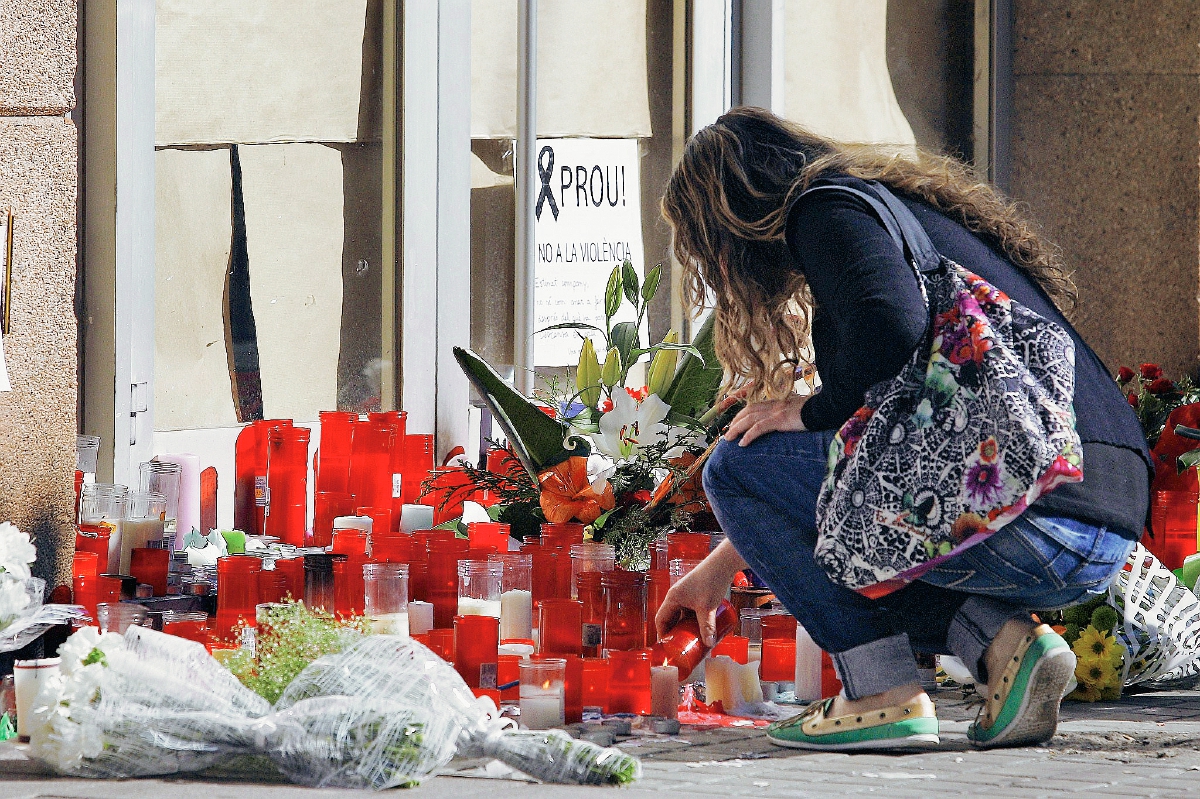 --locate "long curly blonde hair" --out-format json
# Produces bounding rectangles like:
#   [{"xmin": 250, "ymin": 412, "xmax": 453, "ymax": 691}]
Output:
[{"xmin": 660, "ymin": 106, "xmax": 1075, "ymax": 402}]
